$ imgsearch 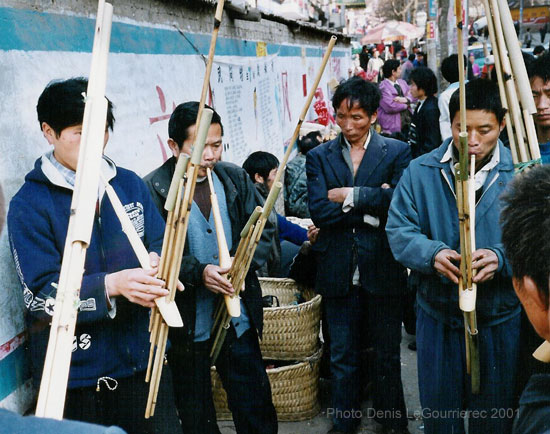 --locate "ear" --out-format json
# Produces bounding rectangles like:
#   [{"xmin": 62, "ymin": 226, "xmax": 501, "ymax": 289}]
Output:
[
  {"xmin": 499, "ymin": 119, "xmax": 506, "ymax": 134},
  {"xmin": 41, "ymin": 122, "xmax": 56, "ymax": 145},
  {"xmin": 369, "ymin": 110, "xmax": 378, "ymax": 125},
  {"xmin": 514, "ymin": 275, "xmax": 549, "ymax": 311},
  {"xmin": 254, "ymin": 173, "xmax": 264, "ymax": 184},
  {"xmin": 167, "ymin": 138, "xmax": 180, "ymax": 158}
]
